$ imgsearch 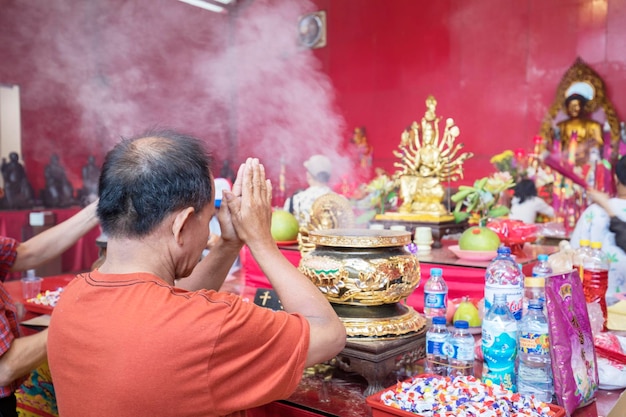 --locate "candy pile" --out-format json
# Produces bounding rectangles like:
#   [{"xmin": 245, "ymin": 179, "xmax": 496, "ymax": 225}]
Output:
[
  {"xmin": 380, "ymin": 375, "xmax": 558, "ymax": 417},
  {"xmin": 26, "ymin": 287, "xmax": 64, "ymax": 307}
]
